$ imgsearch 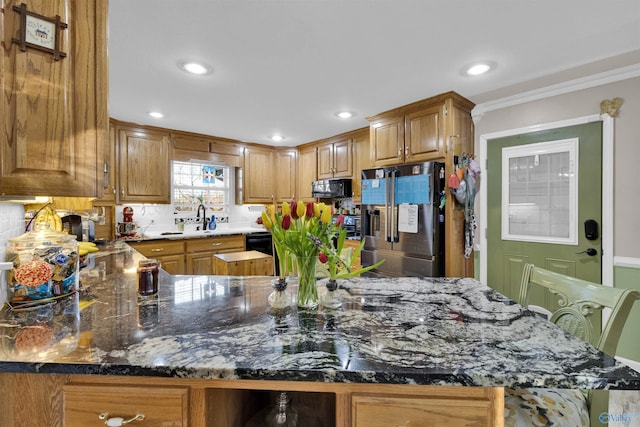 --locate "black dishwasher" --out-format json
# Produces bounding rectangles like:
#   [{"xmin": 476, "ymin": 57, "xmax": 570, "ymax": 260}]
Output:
[{"xmin": 246, "ymin": 232, "xmax": 279, "ymax": 274}]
